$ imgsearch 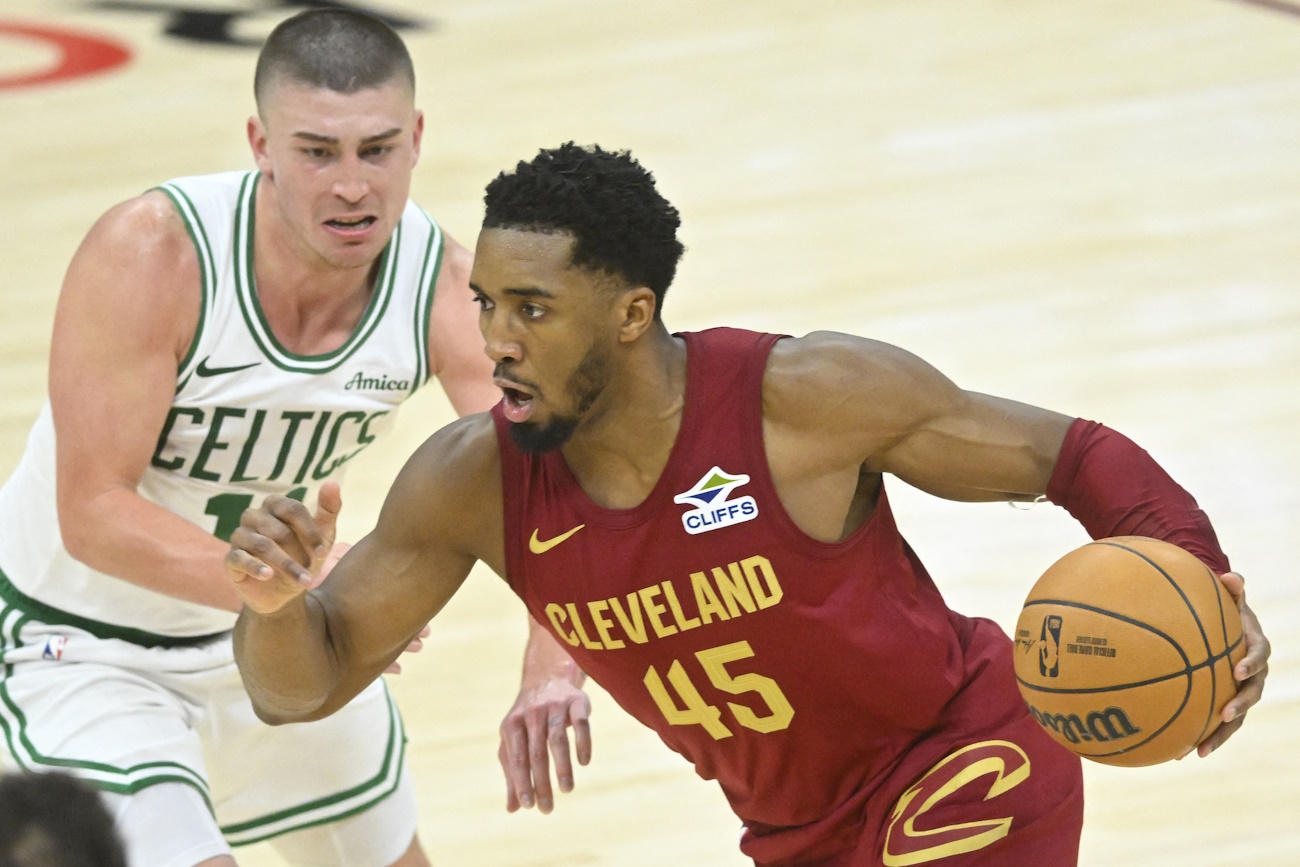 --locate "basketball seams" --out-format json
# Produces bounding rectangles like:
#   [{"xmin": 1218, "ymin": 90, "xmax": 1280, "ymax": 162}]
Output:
[
  {"xmin": 1094, "ymin": 539, "xmax": 1229, "ymax": 755},
  {"xmin": 1193, "ymin": 559, "xmax": 1238, "ymax": 747},
  {"xmin": 1092, "ymin": 540, "xmax": 1216, "ymax": 662},
  {"xmin": 1019, "ymin": 596, "xmax": 1192, "ymax": 672},
  {"xmin": 1017, "ymin": 598, "xmax": 1239, "ymax": 693}
]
